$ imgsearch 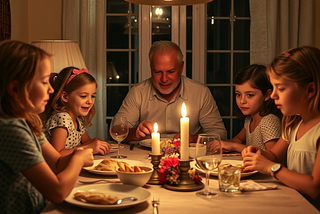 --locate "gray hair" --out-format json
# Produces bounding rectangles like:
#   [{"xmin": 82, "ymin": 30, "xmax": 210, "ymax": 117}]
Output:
[{"xmin": 149, "ymin": 41, "xmax": 183, "ymax": 66}]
